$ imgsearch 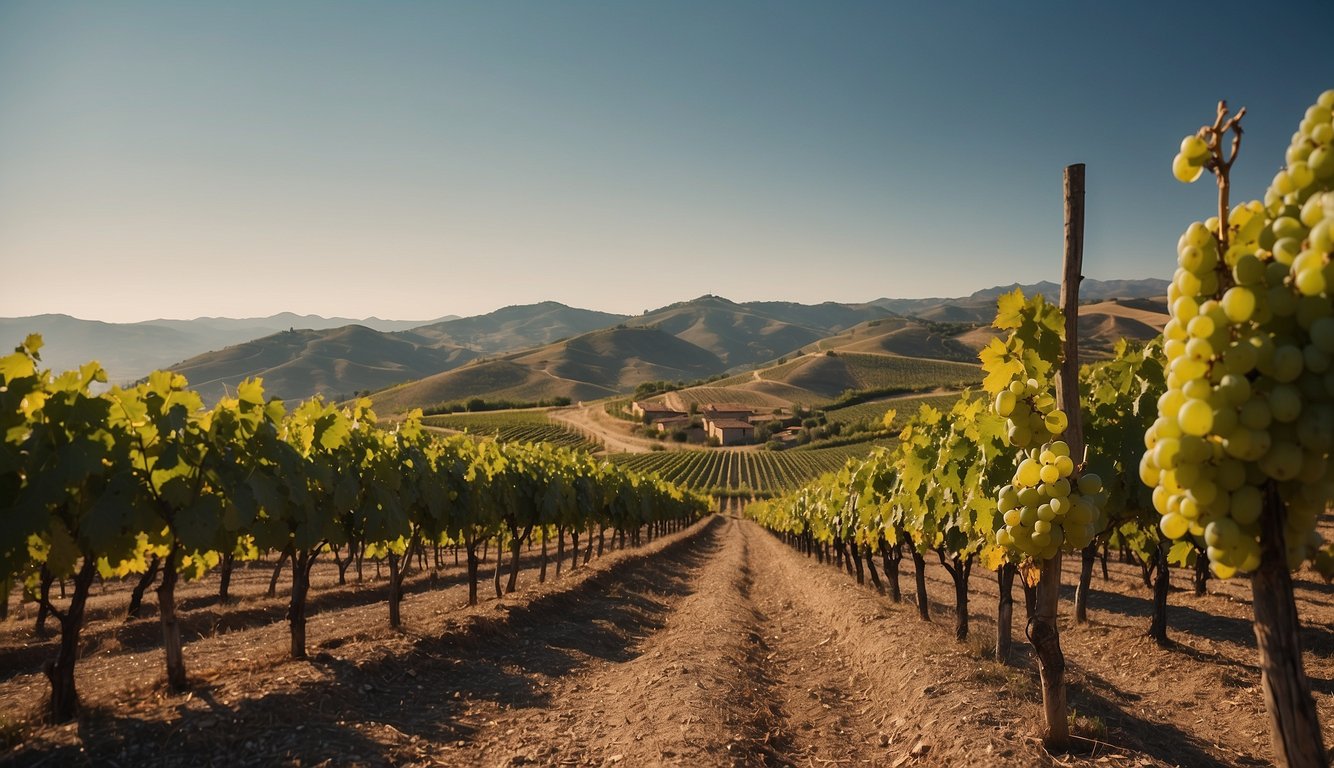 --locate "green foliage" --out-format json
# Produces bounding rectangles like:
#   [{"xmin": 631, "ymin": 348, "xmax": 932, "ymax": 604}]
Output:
[{"xmin": 0, "ymin": 335, "xmax": 710, "ymax": 712}]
